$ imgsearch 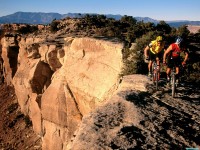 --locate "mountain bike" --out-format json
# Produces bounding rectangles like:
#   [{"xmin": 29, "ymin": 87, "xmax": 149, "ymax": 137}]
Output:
[
  {"xmin": 166, "ymin": 62, "xmax": 186, "ymax": 98},
  {"xmin": 151, "ymin": 61, "xmax": 160, "ymax": 91}
]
